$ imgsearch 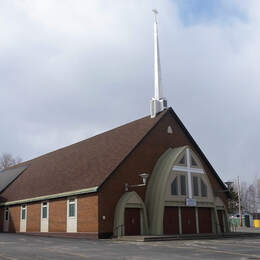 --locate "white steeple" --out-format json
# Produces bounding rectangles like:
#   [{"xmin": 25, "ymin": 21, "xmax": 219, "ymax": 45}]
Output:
[{"xmin": 150, "ymin": 9, "xmax": 167, "ymax": 118}]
